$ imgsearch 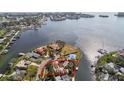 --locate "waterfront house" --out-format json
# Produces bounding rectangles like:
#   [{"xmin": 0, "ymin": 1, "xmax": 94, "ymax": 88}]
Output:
[
  {"xmin": 36, "ymin": 47, "xmax": 47, "ymax": 55},
  {"xmin": 49, "ymin": 43, "xmax": 60, "ymax": 50},
  {"xmin": 27, "ymin": 52, "xmax": 40, "ymax": 59},
  {"xmin": 16, "ymin": 60, "xmax": 31, "ymax": 70},
  {"xmin": 16, "ymin": 69, "xmax": 27, "ymax": 77},
  {"xmin": 0, "ymin": 37, "xmax": 6, "ymax": 44},
  {"xmin": 5, "ymin": 31, "xmax": 13, "ymax": 37},
  {"xmin": 53, "ymin": 61, "xmax": 66, "ymax": 74}
]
